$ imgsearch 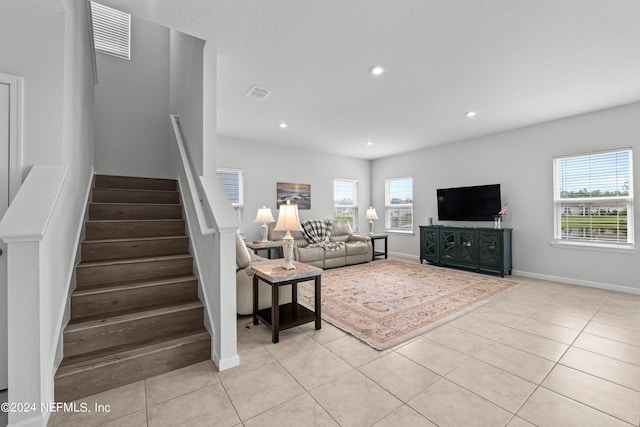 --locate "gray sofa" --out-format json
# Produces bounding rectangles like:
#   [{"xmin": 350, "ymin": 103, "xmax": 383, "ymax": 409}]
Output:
[
  {"xmin": 236, "ymin": 219, "xmax": 371, "ymax": 314},
  {"xmin": 271, "ymin": 219, "xmax": 372, "ymax": 269}
]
